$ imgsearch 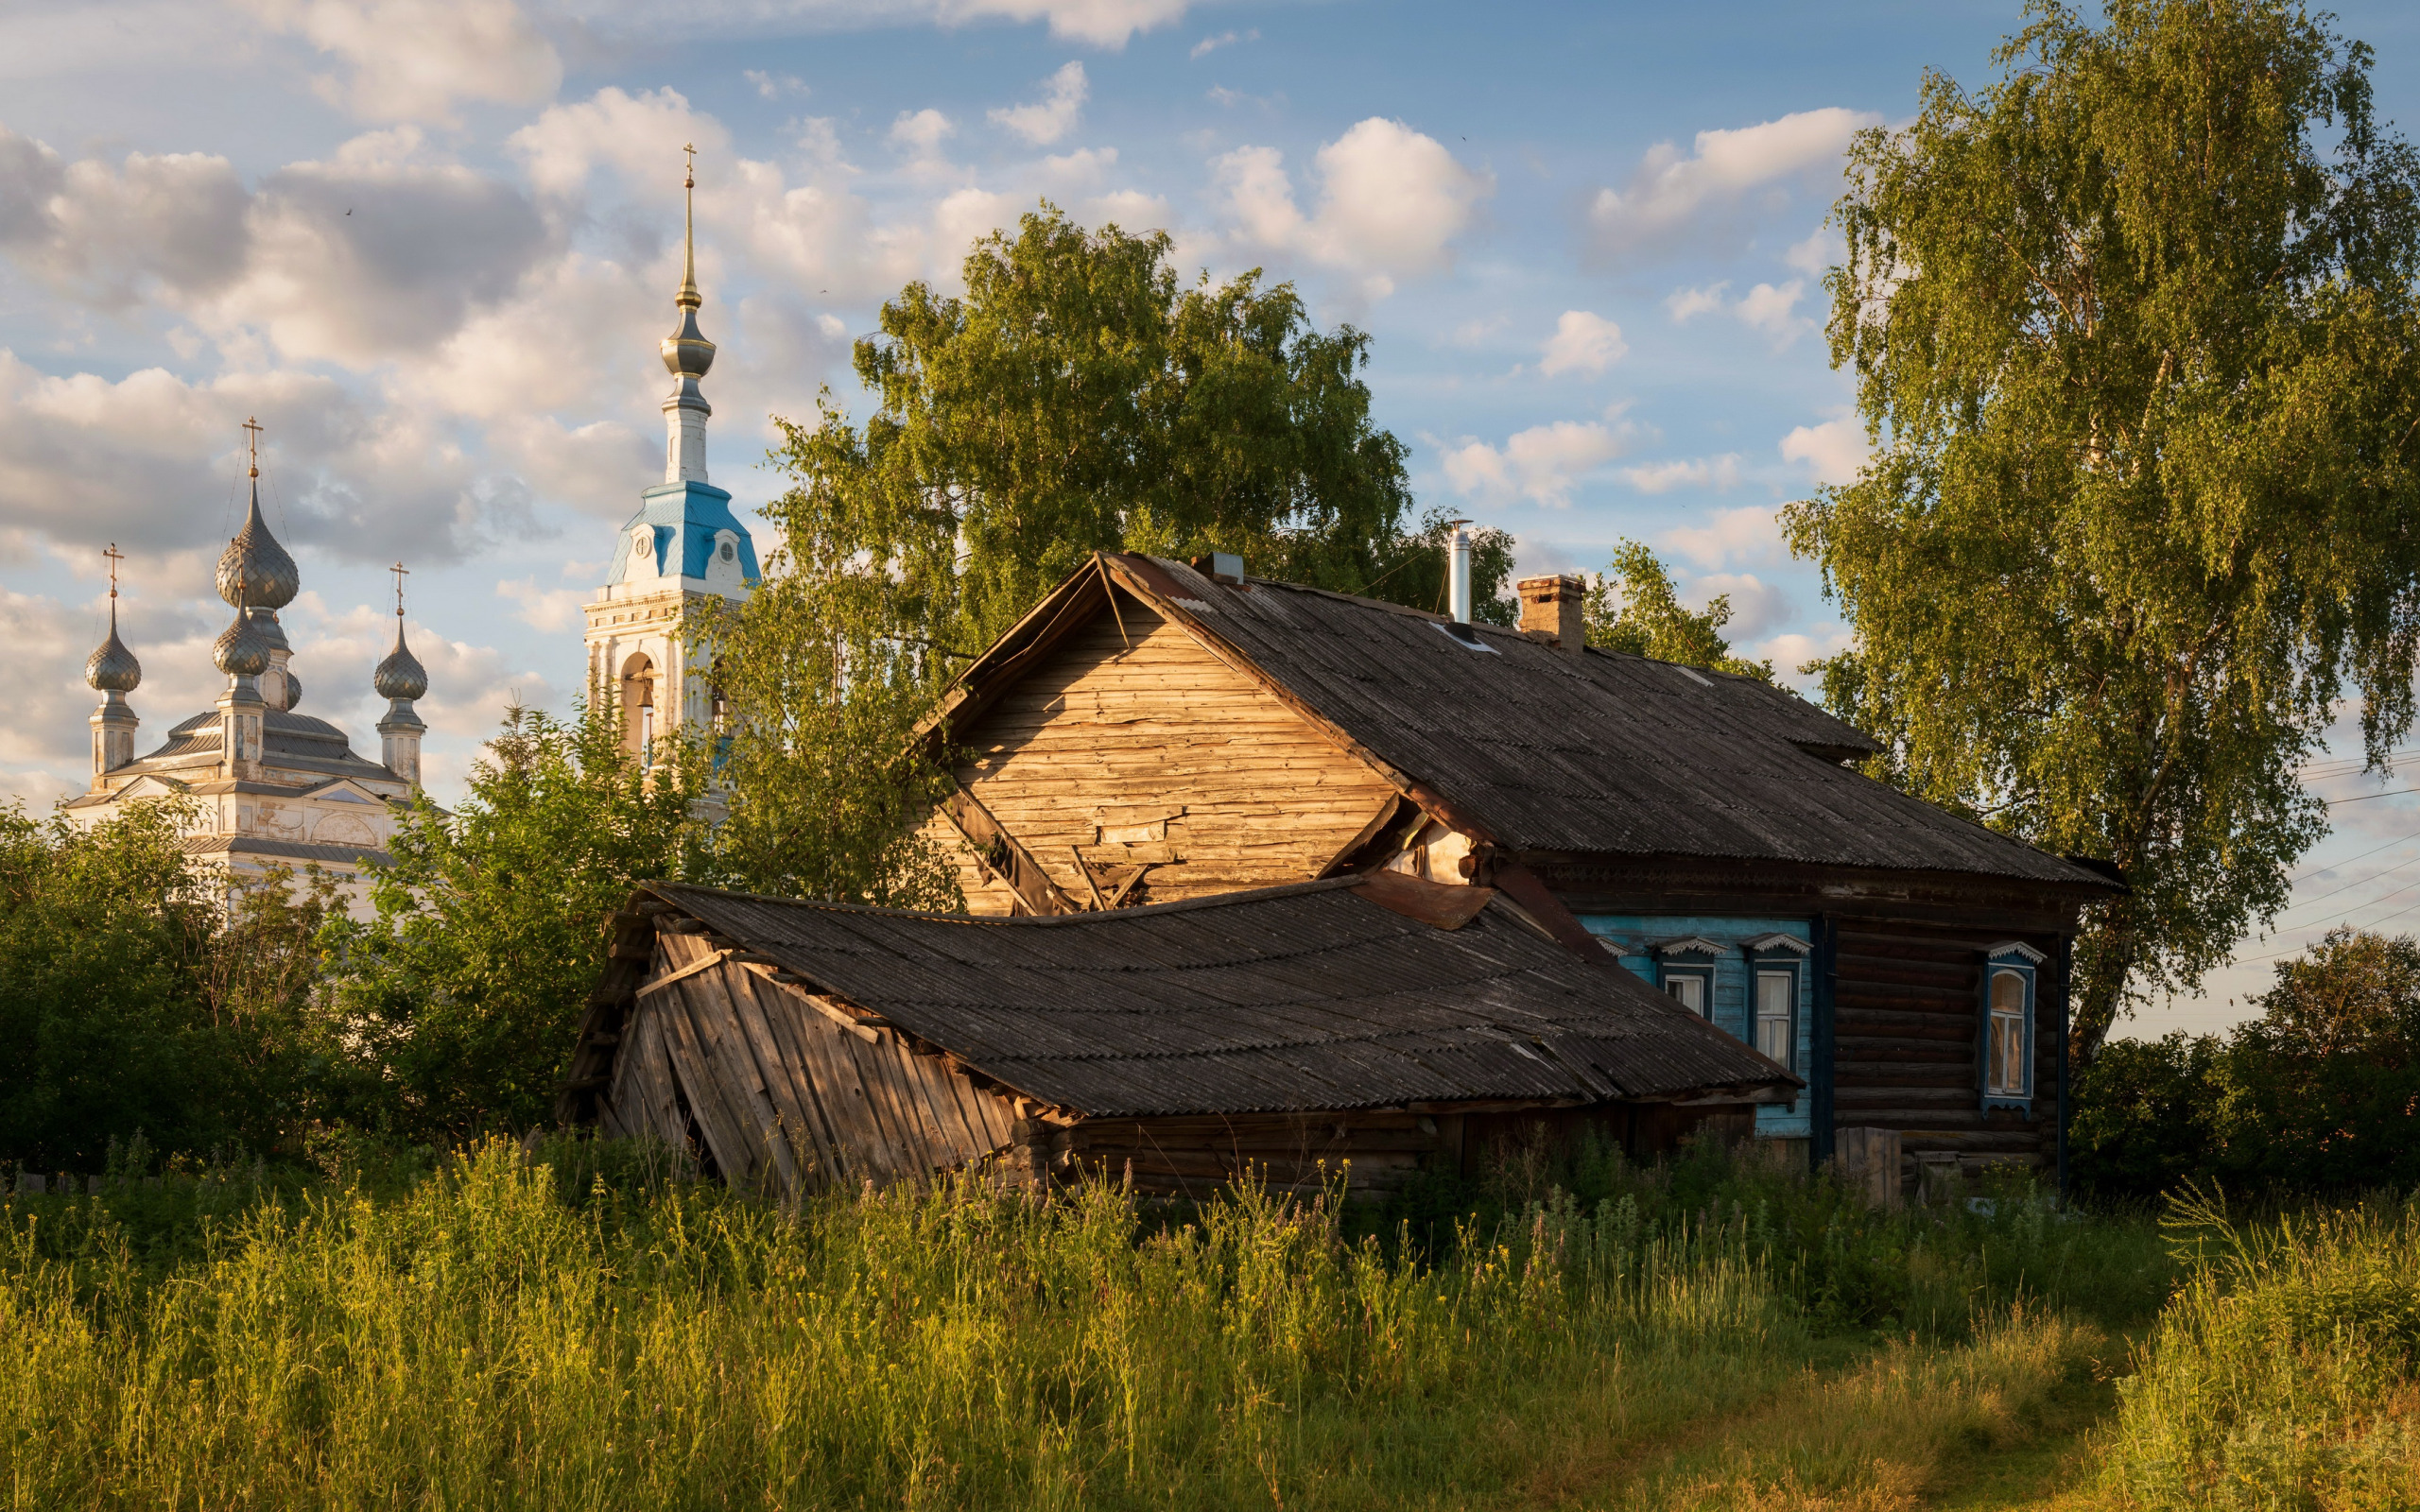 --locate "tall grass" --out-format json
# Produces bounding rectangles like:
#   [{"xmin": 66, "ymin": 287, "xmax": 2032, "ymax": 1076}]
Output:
[
  {"xmin": 0, "ymin": 1139, "xmax": 1811, "ymax": 1510},
  {"xmin": 0, "ymin": 1137, "xmax": 2175, "ymax": 1509},
  {"xmin": 2102, "ymin": 1192, "xmax": 2420, "ymax": 1510}
]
